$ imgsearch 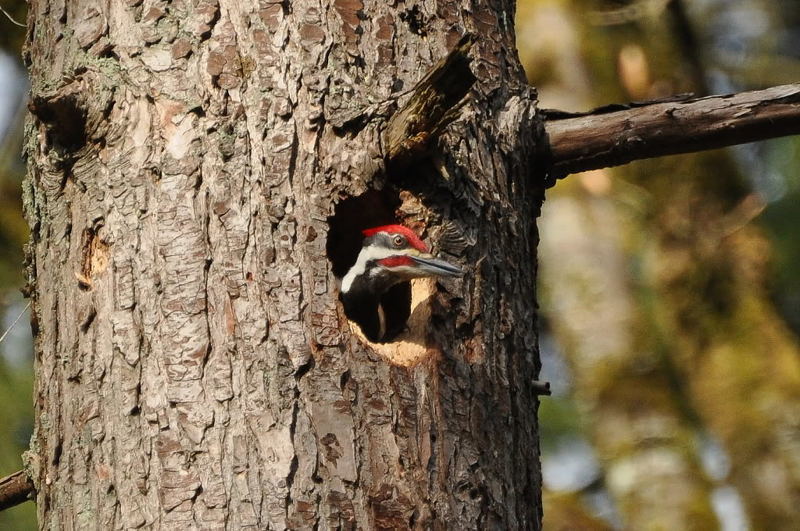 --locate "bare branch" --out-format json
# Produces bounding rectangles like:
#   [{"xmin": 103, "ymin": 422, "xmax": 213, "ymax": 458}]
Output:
[
  {"xmin": 531, "ymin": 380, "xmax": 552, "ymax": 396},
  {"xmin": 589, "ymin": 0, "xmax": 671, "ymax": 26},
  {"xmin": 544, "ymin": 84, "xmax": 800, "ymax": 178},
  {"xmin": 0, "ymin": 470, "xmax": 34, "ymax": 512},
  {"xmin": 0, "ymin": 301, "xmax": 30, "ymax": 345},
  {"xmin": 1, "ymin": 5, "xmax": 25, "ymax": 27}
]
